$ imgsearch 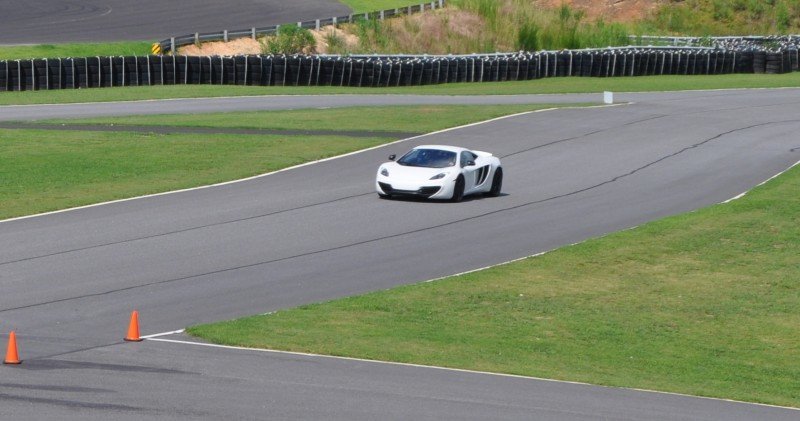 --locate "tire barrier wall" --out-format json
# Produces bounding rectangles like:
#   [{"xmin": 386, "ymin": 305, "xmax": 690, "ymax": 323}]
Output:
[
  {"xmin": 0, "ymin": 48, "xmax": 795, "ymax": 92},
  {"xmin": 159, "ymin": 0, "xmax": 446, "ymax": 54}
]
